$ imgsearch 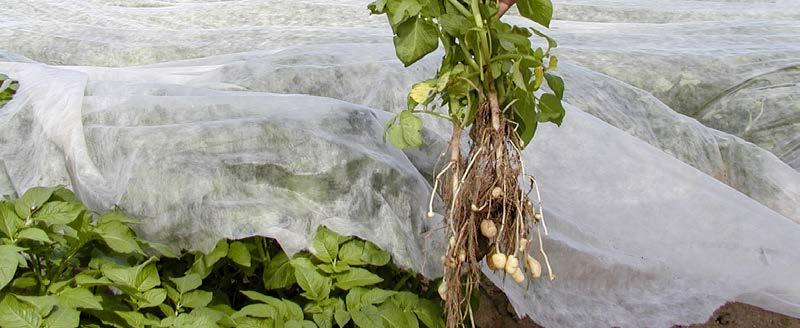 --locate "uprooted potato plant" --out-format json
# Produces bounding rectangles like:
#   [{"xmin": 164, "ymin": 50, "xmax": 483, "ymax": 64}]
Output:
[{"xmin": 371, "ymin": 0, "xmax": 564, "ymax": 326}]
